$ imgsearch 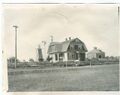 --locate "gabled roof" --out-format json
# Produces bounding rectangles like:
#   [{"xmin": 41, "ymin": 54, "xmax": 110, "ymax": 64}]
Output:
[
  {"xmin": 48, "ymin": 42, "xmax": 62, "ymax": 53},
  {"xmin": 48, "ymin": 38, "xmax": 87, "ymax": 54},
  {"xmin": 61, "ymin": 39, "xmax": 73, "ymax": 52}
]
